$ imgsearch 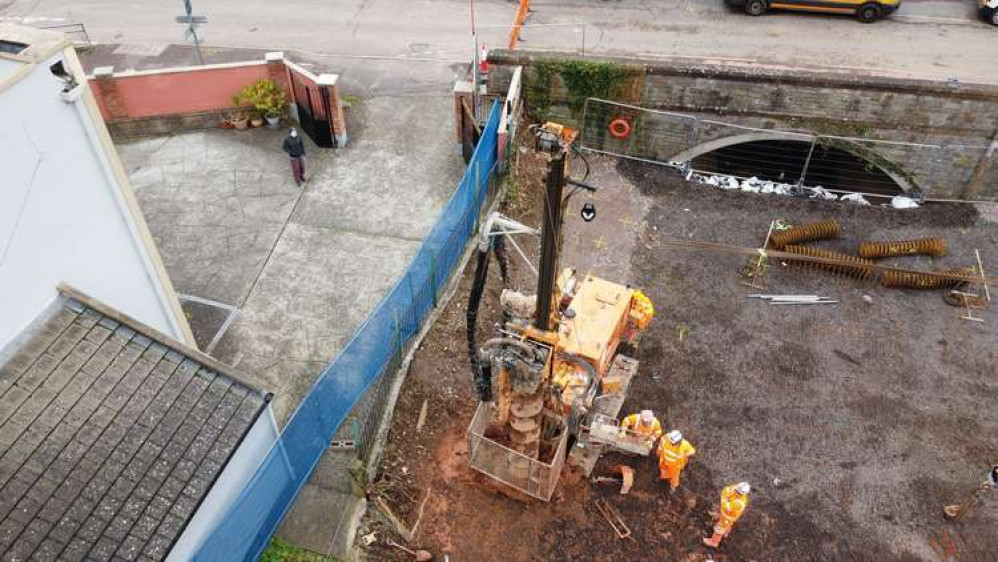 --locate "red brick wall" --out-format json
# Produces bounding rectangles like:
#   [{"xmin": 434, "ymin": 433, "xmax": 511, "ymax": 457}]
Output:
[
  {"xmin": 88, "ymin": 56, "xmax": 347, "ymax": 145},
  {"xmin": 88, "ymin": 62, "xmax": 290, "ymax": 120}
]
